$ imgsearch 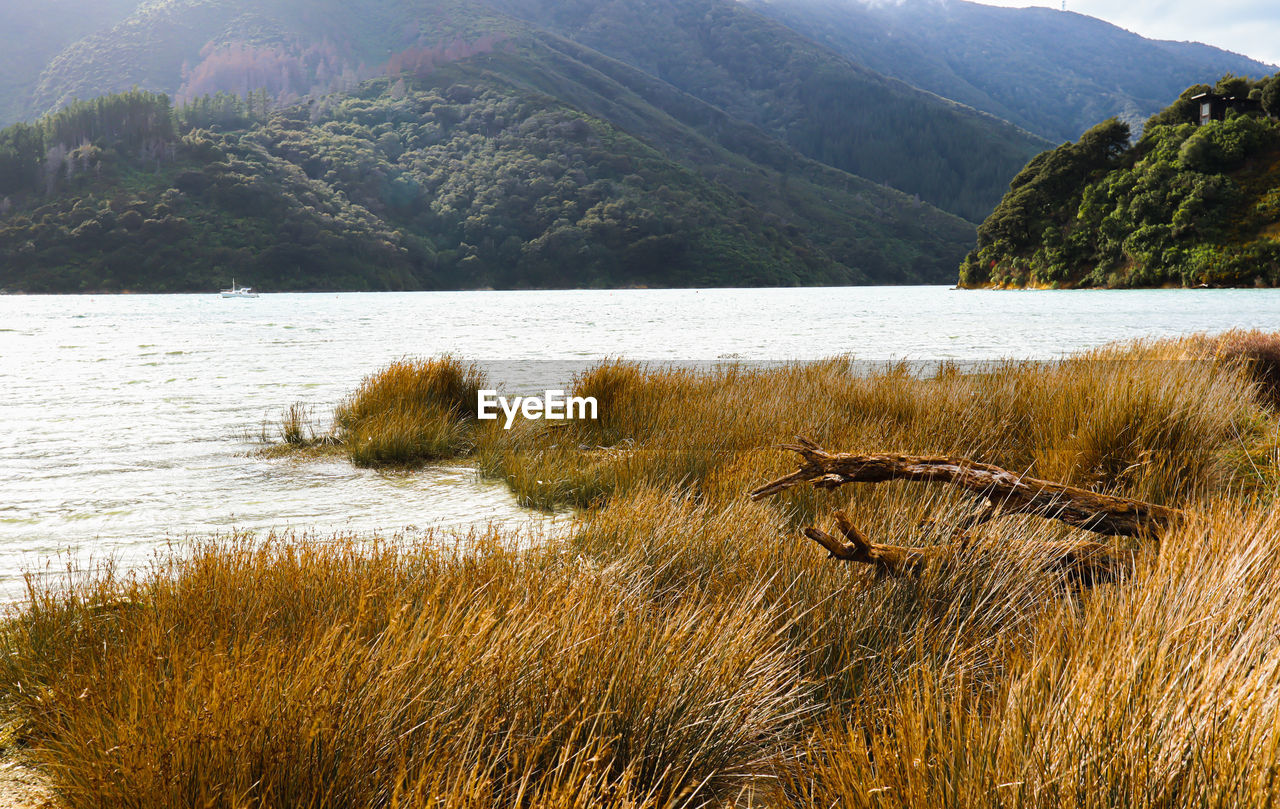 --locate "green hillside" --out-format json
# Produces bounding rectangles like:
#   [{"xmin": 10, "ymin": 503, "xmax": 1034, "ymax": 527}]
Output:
[
  {"xmin": 0, "ymin": 0, "xmax": 139, "ymax": 126},
  {"xmin": 483, "ymin": 0, "xmax": 1048, "ymax": 222},
  {"xmin": 0, "ymin": 54, "xmax": 973, "ymax": 292},
  {"xmin": 959, "ymin": 77, "xmax": 1280, "ymax": 289},
  {"xmin": 24, "ymin": 0, "xmax": 511, "ymax": 117},
  {"xmin": 9, "ymin": 0, "xmax": 1047, "ymax": 223}
]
